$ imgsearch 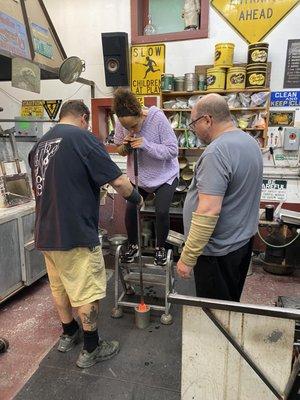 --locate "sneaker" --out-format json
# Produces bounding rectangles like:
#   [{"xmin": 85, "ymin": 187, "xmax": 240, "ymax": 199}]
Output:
[
  {"xmin": 154, "ymin": 247, "xmax": 167, "ymax": 266},
  {"xmin": 121, "ymin": 244, "xmax": 139, "ymax": 263},
  {"xmin": 57, "ymin": 329, "xmax": 80, "ymax": 353},
  {"xmin": 76, "ymin": 340, "xmax": 119, "ymax": 368}
]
